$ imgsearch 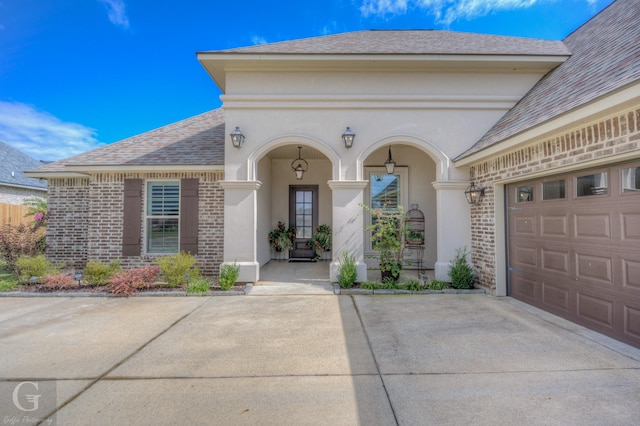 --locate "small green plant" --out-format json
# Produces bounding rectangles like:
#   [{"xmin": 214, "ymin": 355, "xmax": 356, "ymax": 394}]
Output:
[
  {"xmin": 156, "ymin": 252, "xmax": 200, "ymax": 287},
  {"xmin": 381, "ymin": 277, "xmax": 399, "ymax": 289},
  {"xmin": 187, "ymin": 277, "xmax": 211, "ymax": 294},
  {"xmin": 84, "ymin": 260, "xmax": 122, "ymax": 286},
  {"xmin": 427, "ymin": 279, "xmax": 448, "ymax": 290},
  {"xmin": 15, "ymin": 255, "xmax": 56, "ymax": 283},
  {"xmin": 449, "ymin": 247, "xmax": 474, "ymax": 289},
  {"xmin": 402, "ymin": 279, "xmax": 425, "ymax": 292},
  {"xmin": 0, "ymin": 279, "xmax": 17, "ymax": 292},
  {"xmin": 268, "ymin": 221, "xmax": 296, "ymax": 251},
  {"xmin": 218, "ymin": 262, "xmax": 240, "ymax": 291},
  {"xmin": 307, "ymin": 224, "xmax": 332, "ymax": 258},
  {"xmin": 359, "ymin": 281, "xmax": 380, "ymax": 290},
  {"xmin": 337, "ymin": 252, "xmax": 358, "ymax": 288}
]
